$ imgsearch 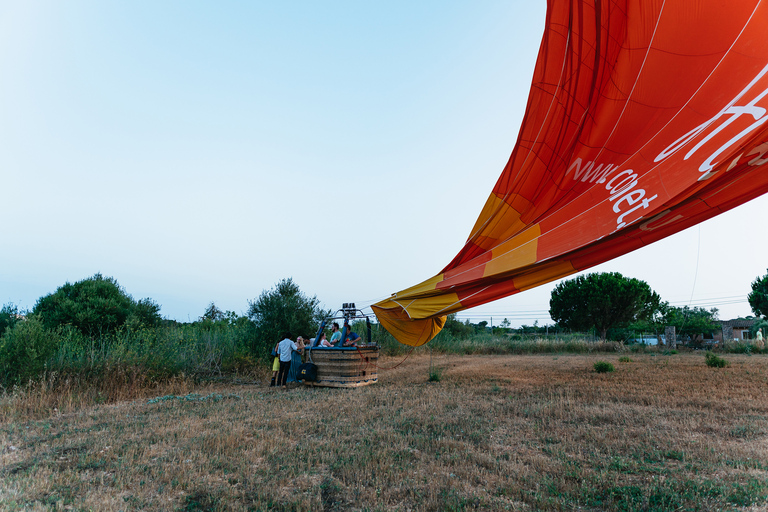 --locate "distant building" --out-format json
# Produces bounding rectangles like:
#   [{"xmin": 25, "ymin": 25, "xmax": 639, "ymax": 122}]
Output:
[{"xmin": 713, "ymin": 318, "xmax": 758, "ymax": 343}]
